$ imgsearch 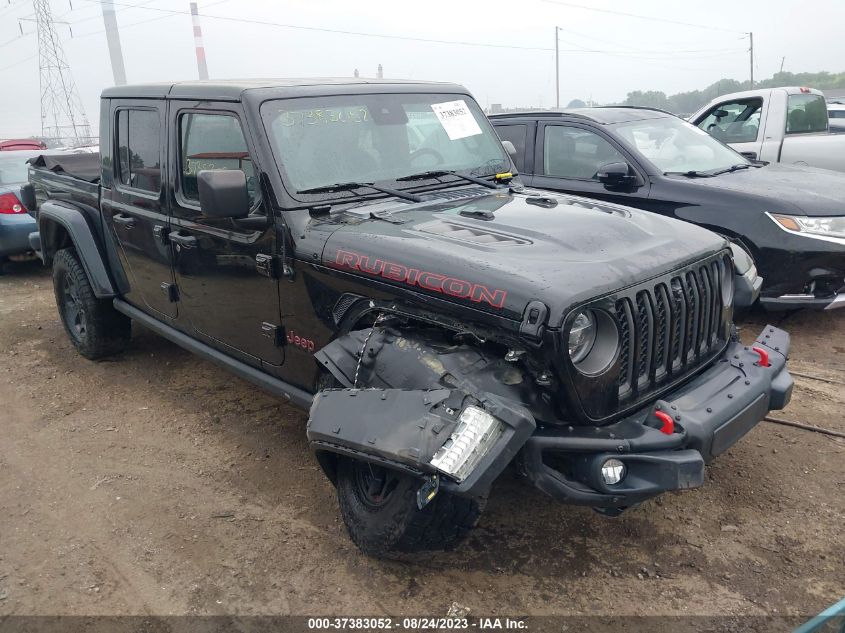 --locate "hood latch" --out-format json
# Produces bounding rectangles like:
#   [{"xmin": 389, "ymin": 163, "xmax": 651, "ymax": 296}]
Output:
[{"xmin": 519, "ymin": 300, "xmax": 549, "ymax": 343}]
